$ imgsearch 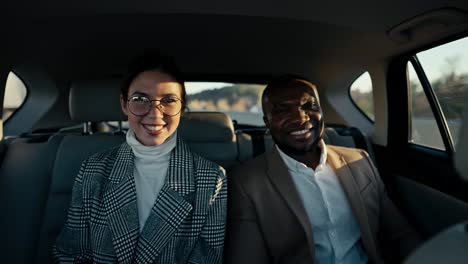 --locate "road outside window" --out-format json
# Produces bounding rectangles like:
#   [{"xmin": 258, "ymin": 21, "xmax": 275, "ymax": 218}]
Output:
[
  {"xmin": 412, "ymin": 36, "xmax": 468, "ymax": 150},
  {"xmin": 407, "ymin": 62, "xmax": 445, "ymax": 150}
]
